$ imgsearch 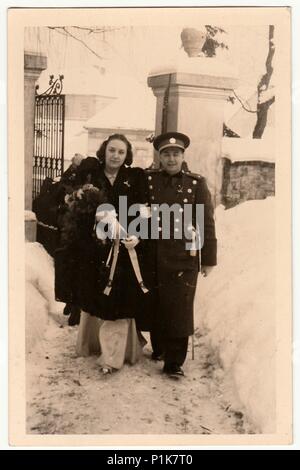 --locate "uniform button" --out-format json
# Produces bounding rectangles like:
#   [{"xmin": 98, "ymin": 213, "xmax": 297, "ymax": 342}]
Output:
[
  {"xmin": 174, "ymin": 228, "xmax": 179, "ymax": 232},
  {"xmin": 151, "ymin": 196, "xmax": 155, "ymax": 200},
  {"xmin": 183, "ymin": 198, "xmax": 188, "ymax": 203},
  {"xmin": 187, "ymin": 188, "xmax": 192, "ymax": 193},
  {"xmin": 175, "ymin": 218, "xmax": 180, "ymax": 223},
  {"xmin": 157, "ymin": 217, "xmax": 160, "ymax": 221},
  {"xmin": 193, "ymin": 180, "xmax": 197, "ymax": 185},
  {"xmin": 179, "ymin": 208, "xmax": 184, "ymax": 213},
  {"xmin": 148, "ymin": 176, "xmax": 152, "ymax": 180},
  {"xmin": 158, "ymin": 227, "xmax": 162, "ymax": 232},
  {"xmin": 149, "ymin": 185, "xmax": 153, "ymax": 189},
  {"xmin": 153, "ymin": 206, "xmax": 158, "ymax": 211}
]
